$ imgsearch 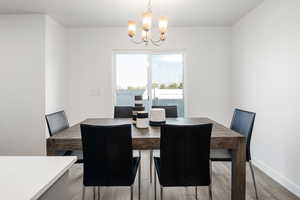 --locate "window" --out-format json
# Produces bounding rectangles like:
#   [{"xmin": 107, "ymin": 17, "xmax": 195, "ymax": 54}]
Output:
[{"xmin": 114, "ymin": 52, "xmax": 184, "ymax": 117}]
